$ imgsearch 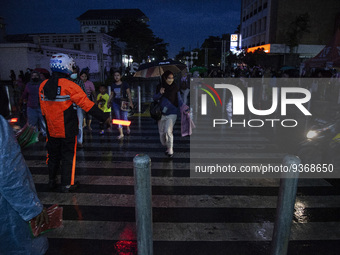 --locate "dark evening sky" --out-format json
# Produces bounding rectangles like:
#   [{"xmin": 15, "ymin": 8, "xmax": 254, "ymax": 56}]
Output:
[{"xmin": 0, "ymin": 0, "xmax": 241, "ymax": 58}]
